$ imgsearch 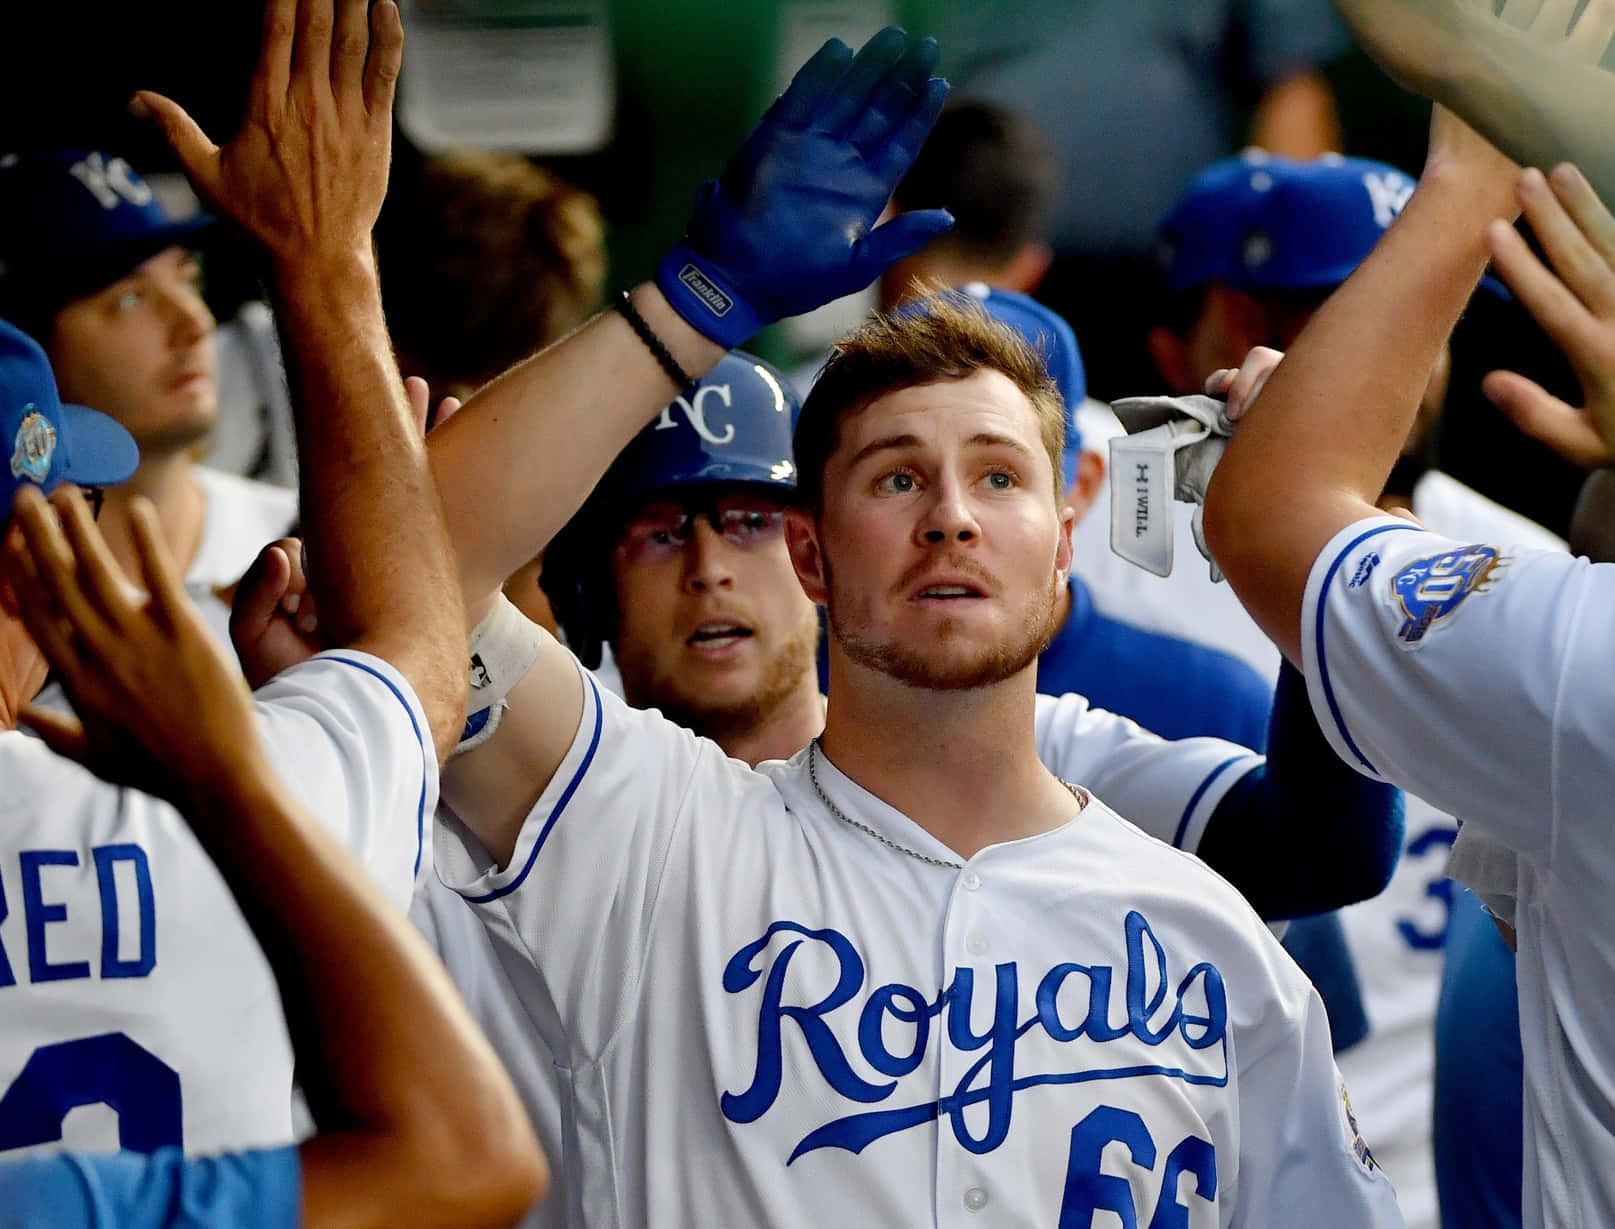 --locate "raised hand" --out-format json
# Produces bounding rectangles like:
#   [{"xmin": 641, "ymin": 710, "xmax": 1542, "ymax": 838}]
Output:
[
  {"xmin": 1332, "ymin": 0, "xmax": 1615, "ymax": 202},
  {"xmin": 3, "ymin": 486, "xmax": 263, "ymax": 813},
  {"xmin": 655, "ymin": 27, "xmax": 952, "ymax": 348},
  {"xmin": 131, "ymin": 0, "xmax": 402, "ymax": 267},
  {"xmin": 1483, "ymin": 163, "xmax": 1615, "ymax": 467},
  {"xmin": 230, "ymin": 537, "xmax": 324, "ymax": 687},
  {"xmin": 1205, "ymin": 345, "xmax": 1287, "ymax": 420}
]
